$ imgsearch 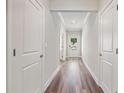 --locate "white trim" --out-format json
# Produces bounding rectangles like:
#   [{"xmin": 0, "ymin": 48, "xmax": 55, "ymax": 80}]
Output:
[
  {"xmin": 58, "ymin": 12, "xmax": 66, "ymax": 26},
  {"xmin": 43, "ymin": 61, "xmax": 69, "ymax": 92},
  {"xmin": 7, "ymin": 0, "xmax": 14, "ymax": 92},
  {"xmin": 43, "ymin": 65, "xmax": 61, "ymax": 92},
  {"xmin": 99, "ymin": 0, "xmax": 113, "ymax": 15},
  {"xmin": 101, "ymin": 82, "xmax": 112, "ymax": 93},
  {"xmin": 82, "ymin": 12, "xmax": 91, "ymax": 28},
  {"xmin": 81, "ymin": 57, "xmax": 100, "ymax": 86}
]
